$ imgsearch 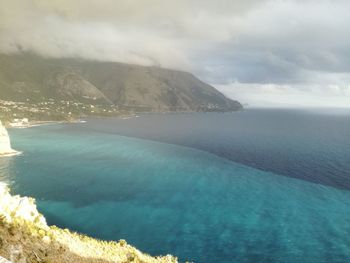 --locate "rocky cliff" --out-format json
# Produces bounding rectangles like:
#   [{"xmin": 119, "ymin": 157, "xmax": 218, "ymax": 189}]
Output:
[
  {"xmin": 0, "ymin": 183, "xmax": 177, "ymax": 263},
  {"xmin": 0, "ymin": 121, "xmax": 18, "ymax": 156}
]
